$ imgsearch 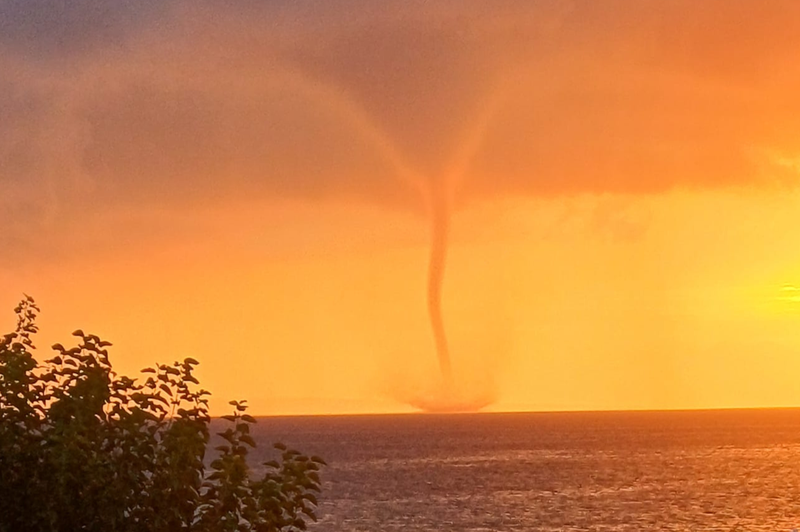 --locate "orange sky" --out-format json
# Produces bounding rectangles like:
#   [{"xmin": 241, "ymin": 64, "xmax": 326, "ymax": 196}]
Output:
[{"xmin": 3, "ymin": 0, "xmax": 800, "ymax": 415}]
